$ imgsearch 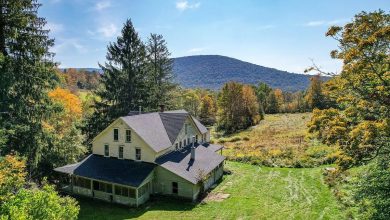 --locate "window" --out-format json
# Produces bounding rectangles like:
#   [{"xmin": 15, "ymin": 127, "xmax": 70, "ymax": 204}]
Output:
[
  {"xmin": 187, "ymin": 138, "xmax": 190, "ymax": 145},
  {"xmin": 118, "ymin": 146, "xmax": 124, "ymax": 159},
  {"xmin": 172, "ymin": 182, "xmax": 178, "ymax": 194},
  {"xmin": 104, "ymin": 144, "xmax": 109, "ymax": 157},
  {"xmin": 73, "ymin": 176, "xmax": 91, "ymax": 189},
  {"xmin": 196, "ymin": 135, "xmax": 198, "ymax": 143},
  {"xmin": 113, "ymin": 128, "xmax": 119, "ymax": 141},
  {"xmin": 93, "ymin": 181, "xmax": 112, "ymax": 193},
  {"xmin": 185, "ymin": 124, "xmax": 188, "ymax": 134},
  {"xmin": 115, "ymin": 185, "xmax": 135, "ymax": 198},
  {"xmin": 179, "ymin": 141, "xmax": 182, "ymax": 148},
  {"xmin": 135, "ymin": 148, "xmax": 141, "ymax": 160},
  {"xmin": 126, "ymin": 130, "xmax": 131, "ymax": 142},
  {"xmin": 184, "ymin": 139, "xmax": 186, "ymax": 146},
  {"xmin": 175, "ymin": 143, "xmax": 178, "ymax": 150}
]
